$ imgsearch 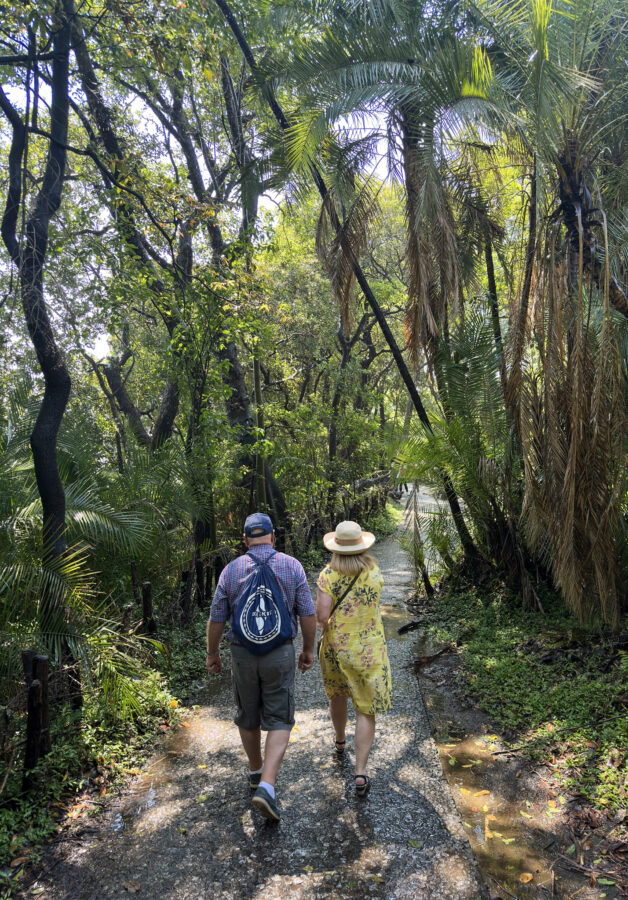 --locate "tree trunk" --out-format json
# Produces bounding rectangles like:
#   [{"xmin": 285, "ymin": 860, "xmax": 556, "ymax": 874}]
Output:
[{"xmin": 485, "ymin": 231, "xmax": 507, "ymax": 392}]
